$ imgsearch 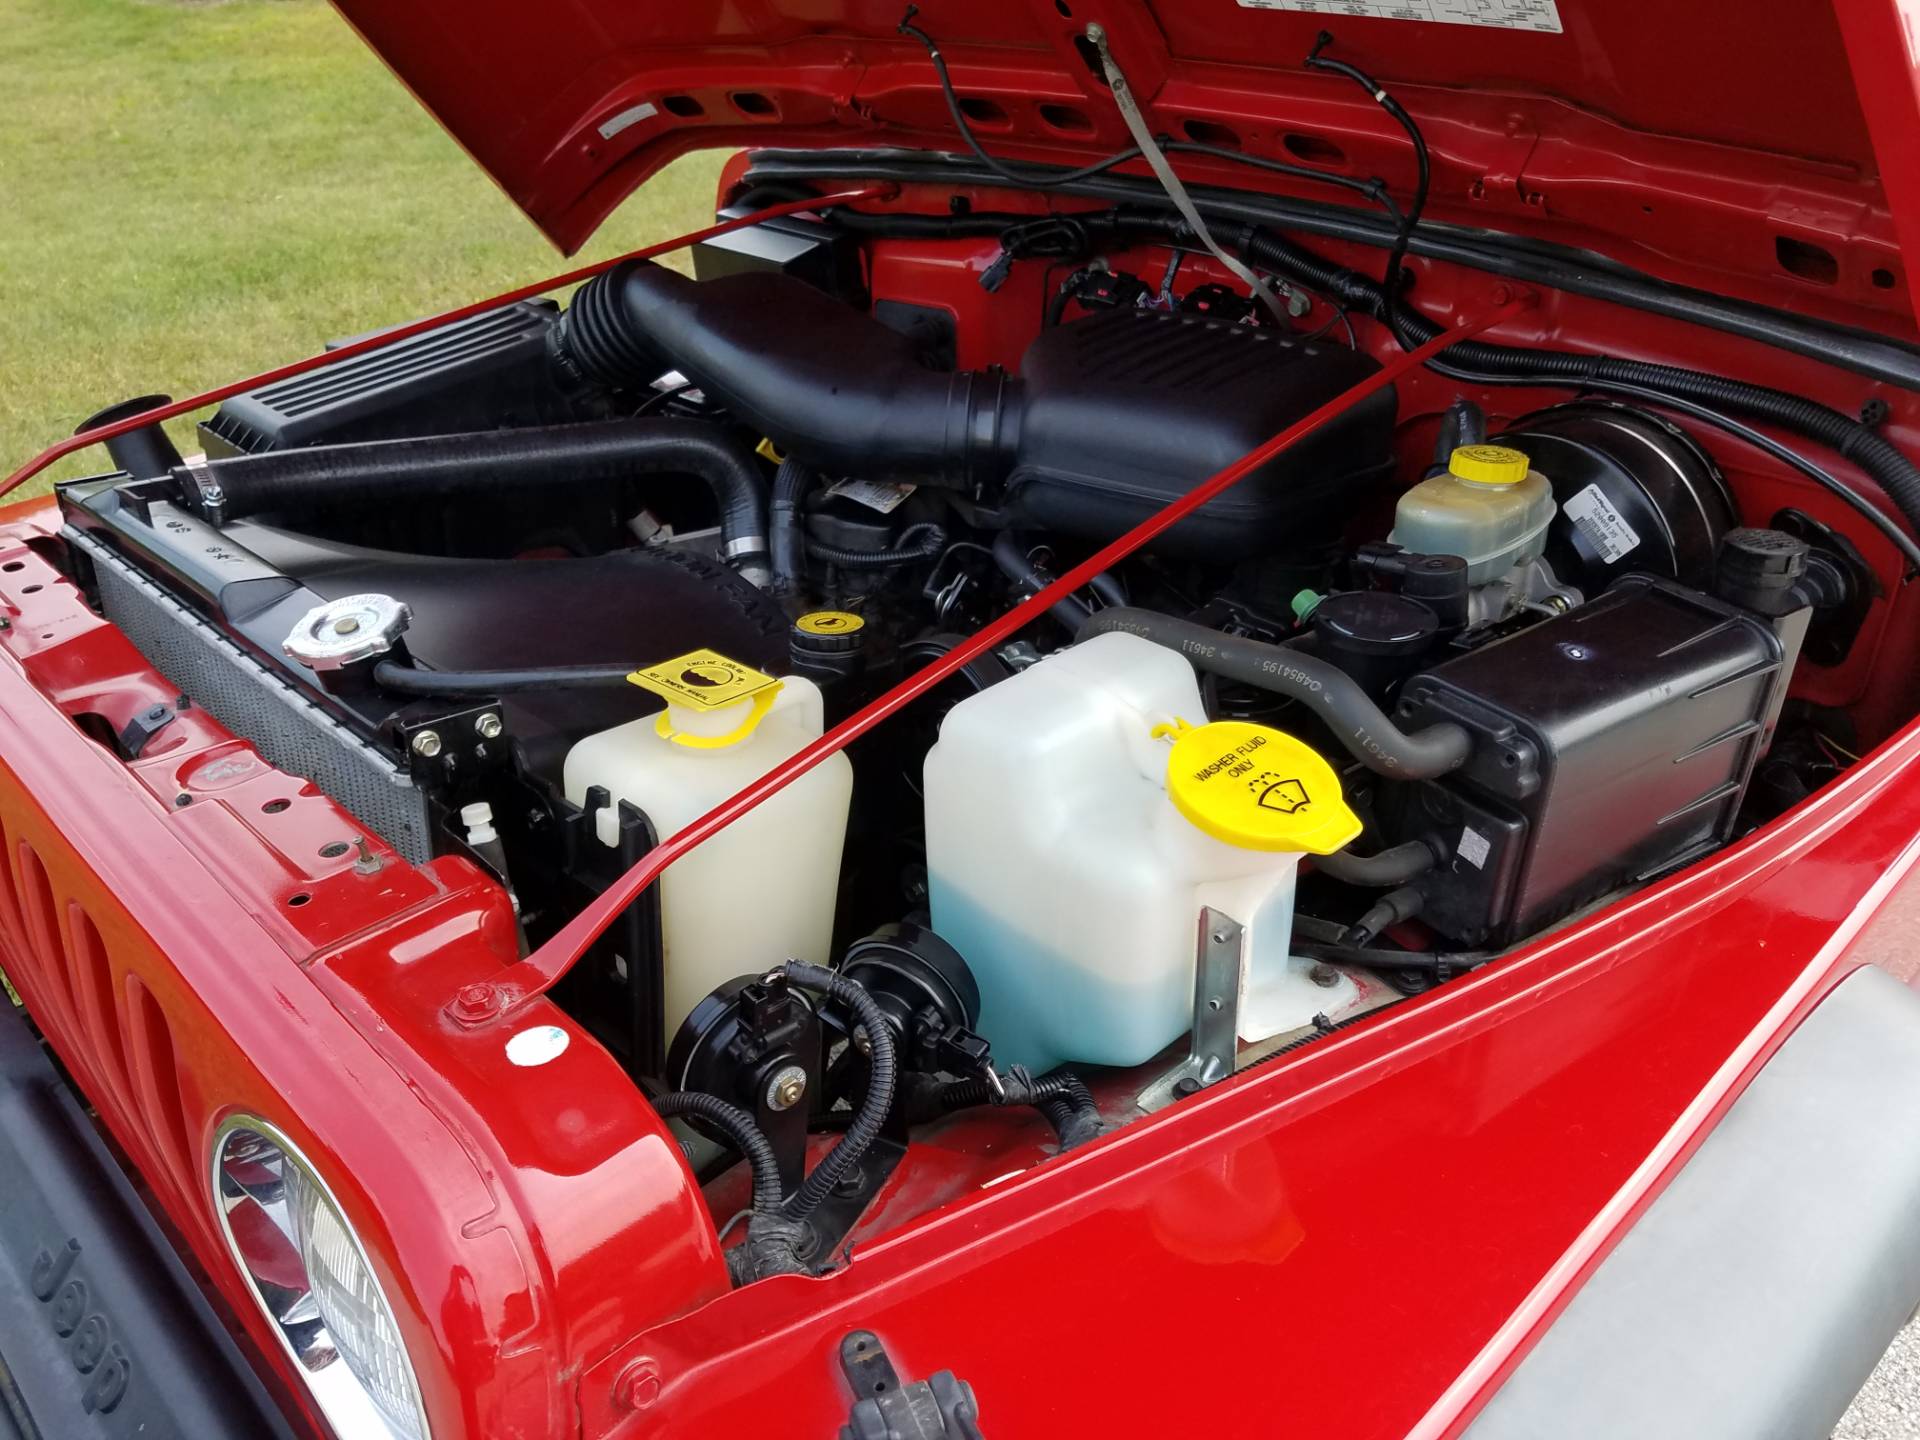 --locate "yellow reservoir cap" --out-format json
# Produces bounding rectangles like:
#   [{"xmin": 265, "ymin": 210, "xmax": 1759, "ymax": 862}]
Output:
[
  {"xmin": 1447, "ymin": 443, "xmax": 1530, "ymax": 486},
  {"xmin": 1162, "ymin": 720, "xmax": 1361, "ymax": 854},
  {"xmin": 795, "ymin": 610, "xmax": 865, "ymax": 637},
  {"xmin": 628, "ymin": 649, "xmax": 782, "ymax": 748}
]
